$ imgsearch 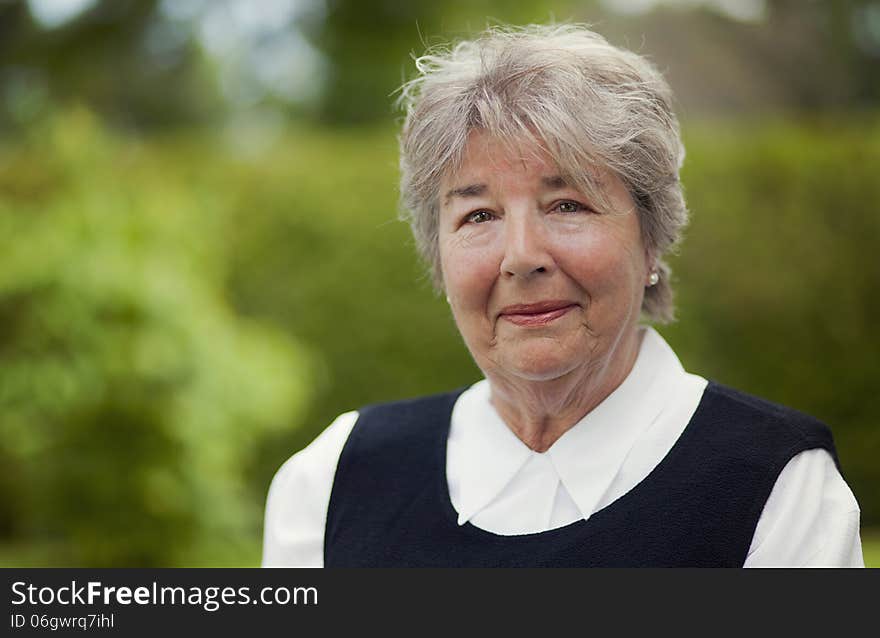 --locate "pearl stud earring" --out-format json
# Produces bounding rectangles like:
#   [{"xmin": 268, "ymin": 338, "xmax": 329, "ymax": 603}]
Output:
[{"xmin": 647, "ymin": 271, "xmax": 659, "ymax": 287}]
